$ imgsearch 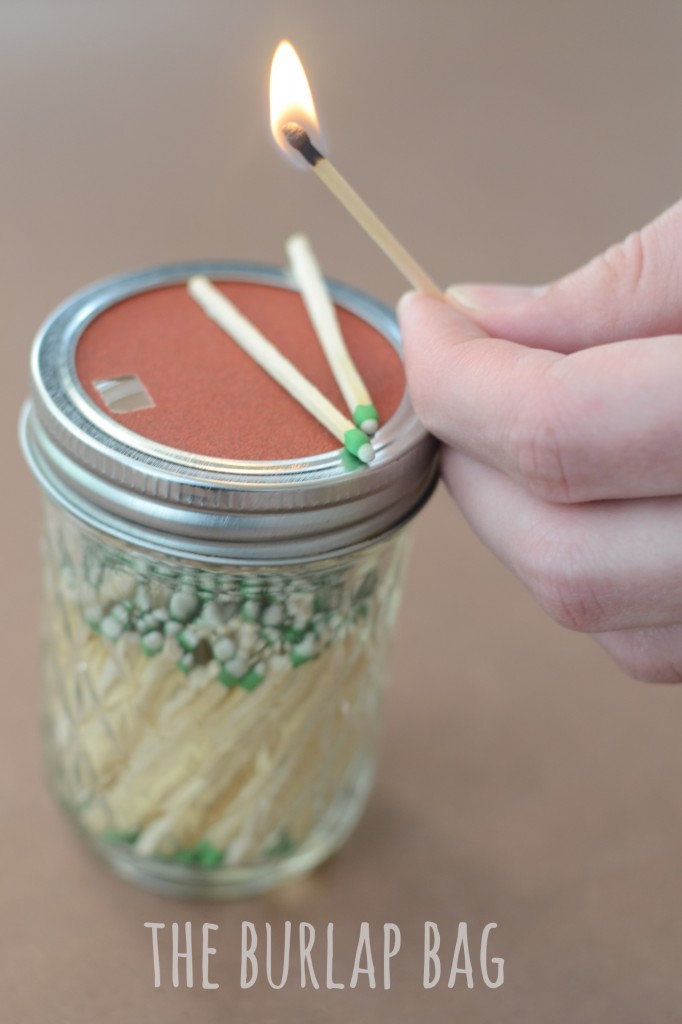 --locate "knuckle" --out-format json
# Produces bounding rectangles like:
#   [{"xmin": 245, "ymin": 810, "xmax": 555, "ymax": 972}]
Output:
[
  {"xmin": 600, "ymin": 230, "xmax": 647, "ymax": 299},
  {"xmin": 576, "ymin": 230, "xmax": 648, "ymax": 335},
  {"xmin": 523, "ymin": 532, "xmax": 607, "ymax": 632},
  {"xmin": 547, "ymin": 229, "xmax": 650, "ymax": 340},
  {"xmin": 507, "ymin": 391, "xmax": 580, "ymax": 503},
  {"xmin": 599, "ymin": 630, "xmax": 682, "ymax": 685}
]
